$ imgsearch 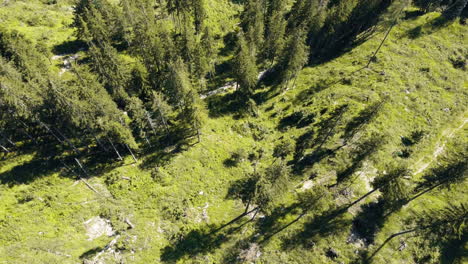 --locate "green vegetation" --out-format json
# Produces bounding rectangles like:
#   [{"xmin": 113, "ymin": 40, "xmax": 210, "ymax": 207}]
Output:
[{"xmin": 0, "ymin": 0, "xmax": 467, "ymax": 263}]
